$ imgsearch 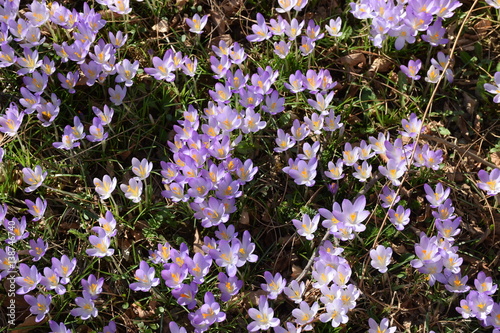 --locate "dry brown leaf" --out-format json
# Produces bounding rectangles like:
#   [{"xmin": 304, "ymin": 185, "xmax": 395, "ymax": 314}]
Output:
[
  {"xmin": 239, "ymin": 210, "xmax": 250, "ymax": 226},
  {"xmin": 243, "ymin": 290, "xmax": 268, "ymax": 307},
  {"xmin": 291, "ymin": 264, "xmax": 303, "ymax": 279},
  {"xmin": 463, "ymin": 92, "xmax": 477, "ymax": 115},
  {"xmin": 491, "ymin": 152, "xmax": 500, "ymax": 168},
  {"xmin": 368, "ymin": 57, "xmax": 393, "ymax": 73},
  {"xmin": 474, "ymin": 19, "xmax": 492, "ymax": 37},
  {"xmin": 340, "ymin": 53, "xmax": 366, "ymax": 69},
  {"xmin": 209, "ymin": 10, "xmax": 226, "ymax": 34},
  {"xmin": 119, "ymin": 237, "xmax": 132, "ymax": 261},
  {"xmin": 220, "ymin": 0, "xmax": 243, "ymax": 16},
  {"xmin": 152, "ymin": 19, "xmax": 169, "ymax": 33},
  {"xmin": 193, "ymin": 227, "xmax": 204, "ymax": 254},
  {"xmin": 11, "ymin": 315, "xmax": 48, "ymax": 333},
  {"xmin": 175, "ymin": 0, "xmax": 189, "ymax": 9}
]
